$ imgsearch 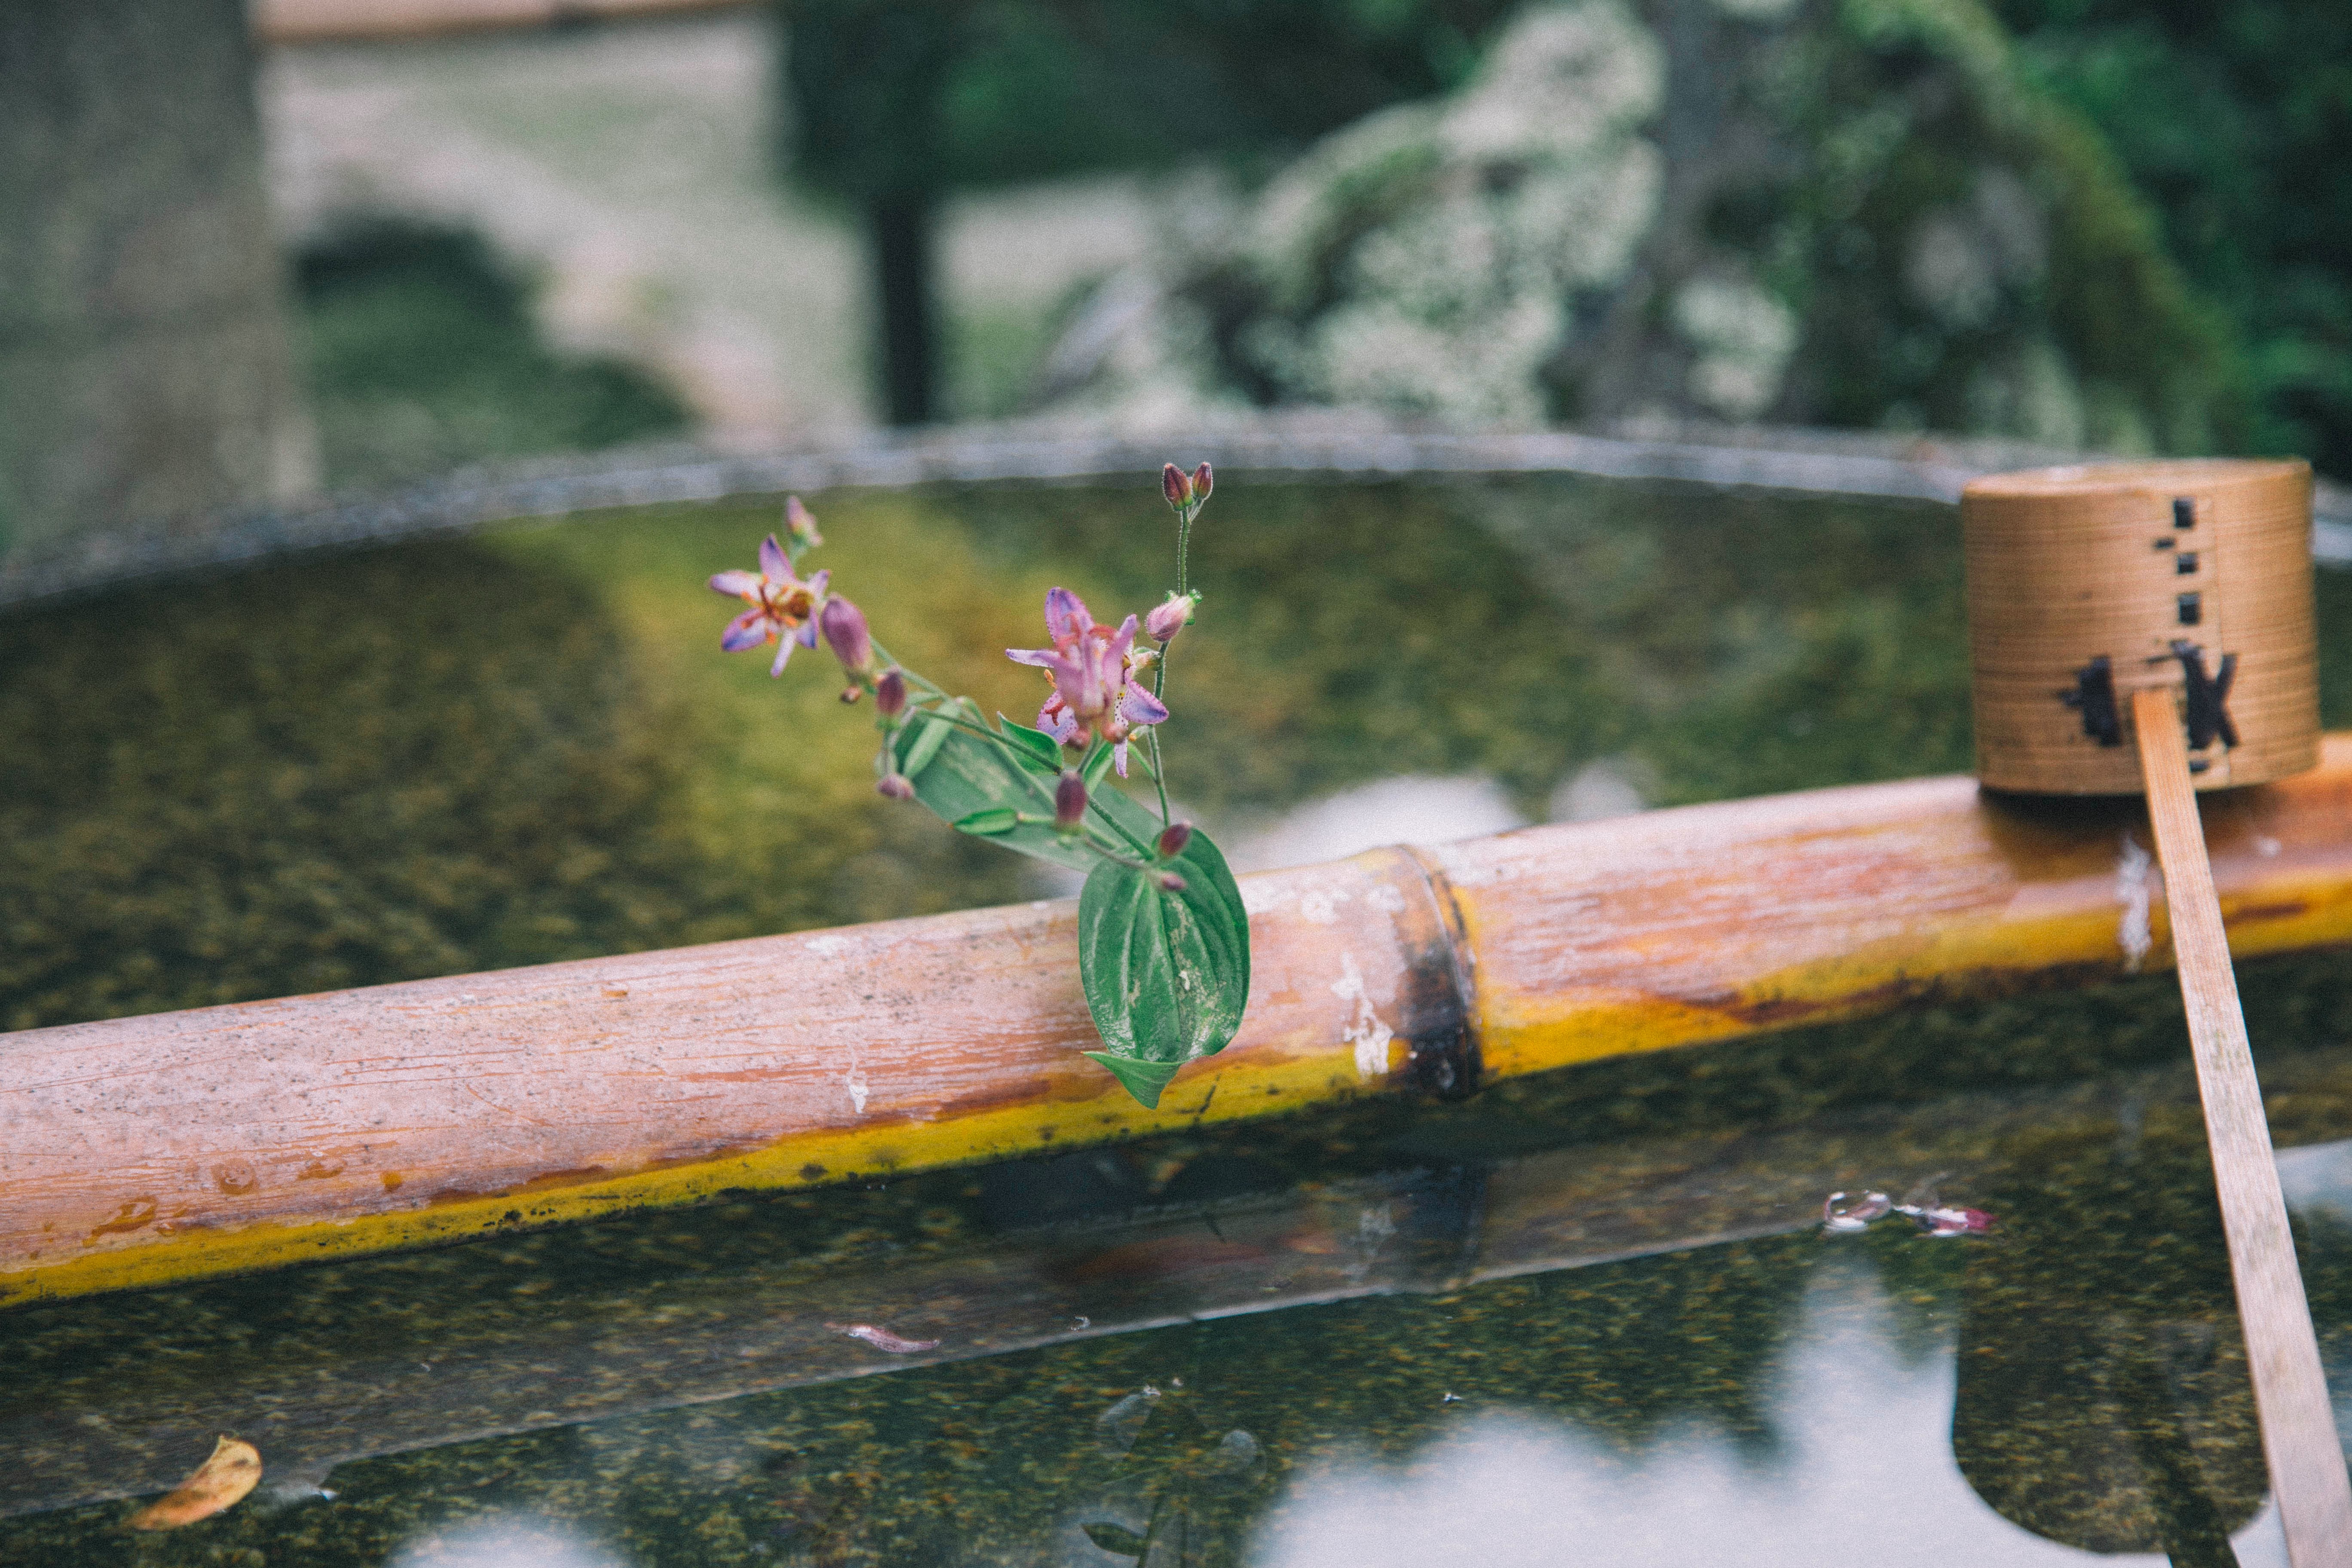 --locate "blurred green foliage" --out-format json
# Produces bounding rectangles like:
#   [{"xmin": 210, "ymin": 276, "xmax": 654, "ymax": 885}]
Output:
[
  {"xmin": 1792, "ymin": 0, "xmax": 2242, "ymax": 453},
  {"xmin": 294, "ymin": 220, "xmax": 690, "ymax": 490},
  {"xmin": 1994, "ymin": 0, "xmax": 2352, "ymax": 475},
  {"xmin": 778, "ymin": 0, "xmax": 1515, "ymax": 420},
  {"xmin": 780, "ymin": 0, "xmax": 1509, "ymax": 201}
]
